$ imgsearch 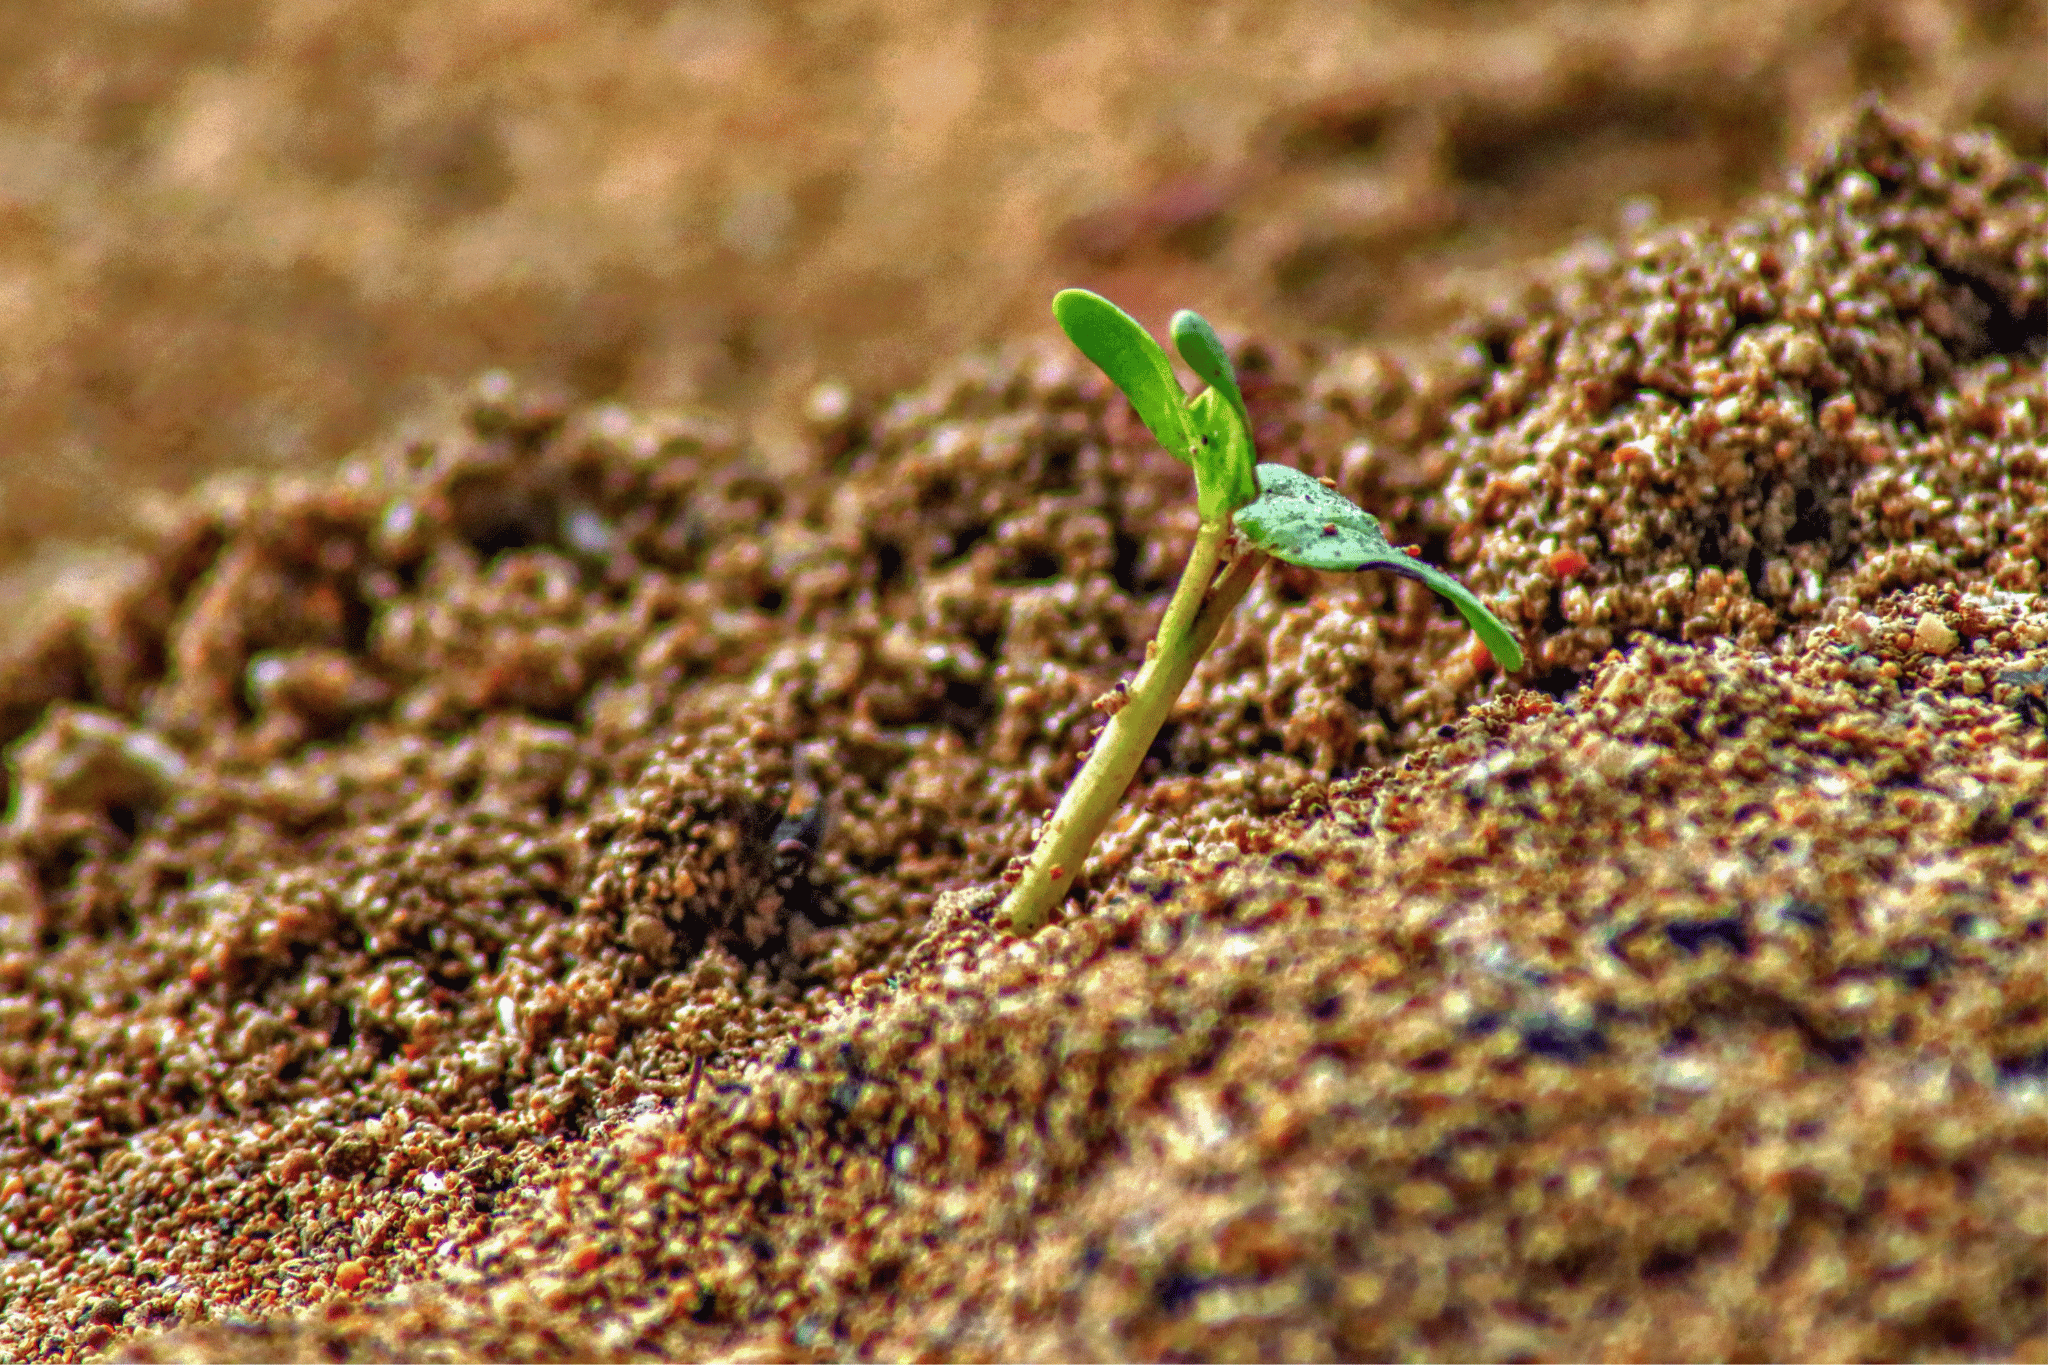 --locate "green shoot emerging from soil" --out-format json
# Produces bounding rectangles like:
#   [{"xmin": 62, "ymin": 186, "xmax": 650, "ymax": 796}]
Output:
[{"xmin": 1000, "ymin": 289, "xmax": 1525, "ymax": 936}]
